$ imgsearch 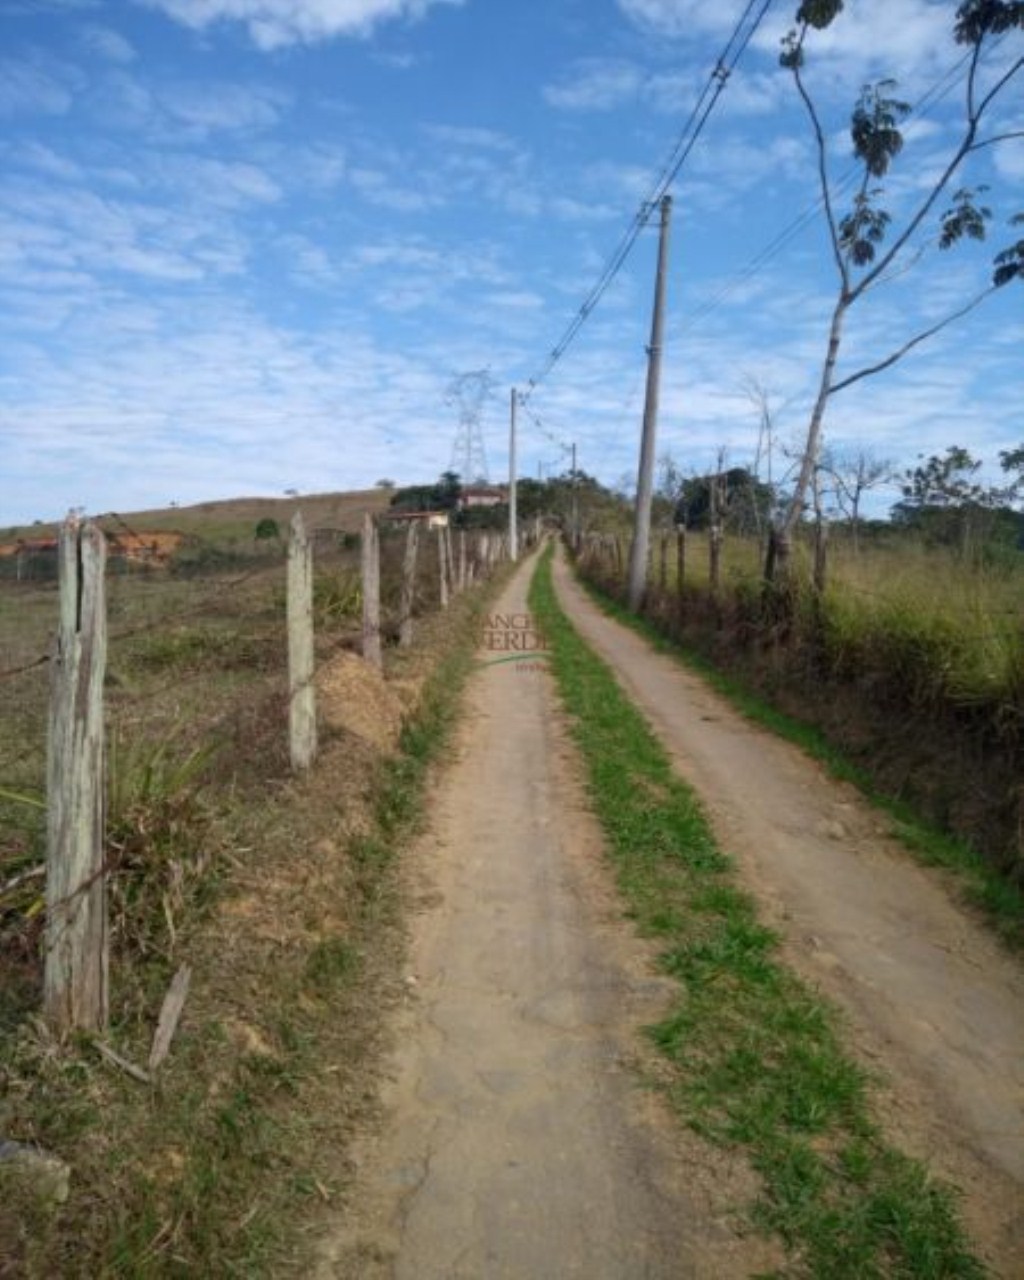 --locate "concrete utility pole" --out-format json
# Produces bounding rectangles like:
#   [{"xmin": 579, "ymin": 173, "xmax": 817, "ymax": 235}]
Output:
[
  {"xmin": 571, "ymin": 441, "xmax": 579, "ymax": 550},
  {"xmin": 627, "ymin": 194, "xmax": 672, "ymax": 612},
  {"xmin": 509, "ymin": 387, "xmax": 519, "ymax": 561}
]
